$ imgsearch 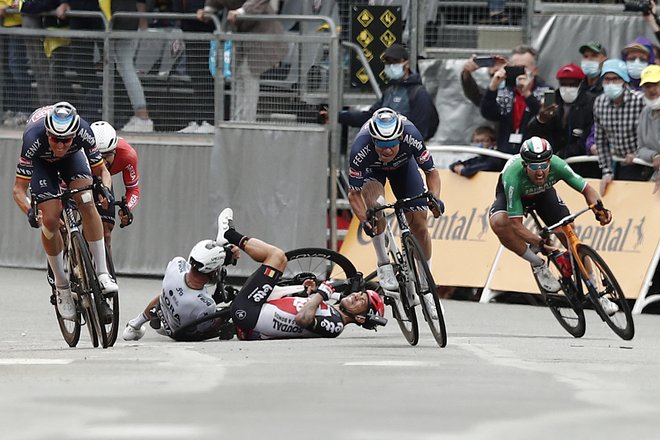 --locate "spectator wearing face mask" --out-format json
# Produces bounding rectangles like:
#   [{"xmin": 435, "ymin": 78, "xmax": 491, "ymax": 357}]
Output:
[
  {"xmin": 593, "ymin": 59, "xmax": 650, "ymax": 195},
  {"xmin": 579, "ymin": 41, "xmax": 607, "ymax": 95},
  {"xmin": 527, "ymin": 64, "xmax": 599, "ymax": 178},
  {"xmin": 631, "ymin": 65, "xmax": 660, "ymax": 194},
  {"xmin": 448, "ymin": 125, "xmax": 503, "ymax": 177},
  {"xmin": 622, "ymin": 37, "xmax": 656, "ymax": 91},
  {"xmin": 336, "ymin": 44, "xmax": 439, "ymax": 141}
]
